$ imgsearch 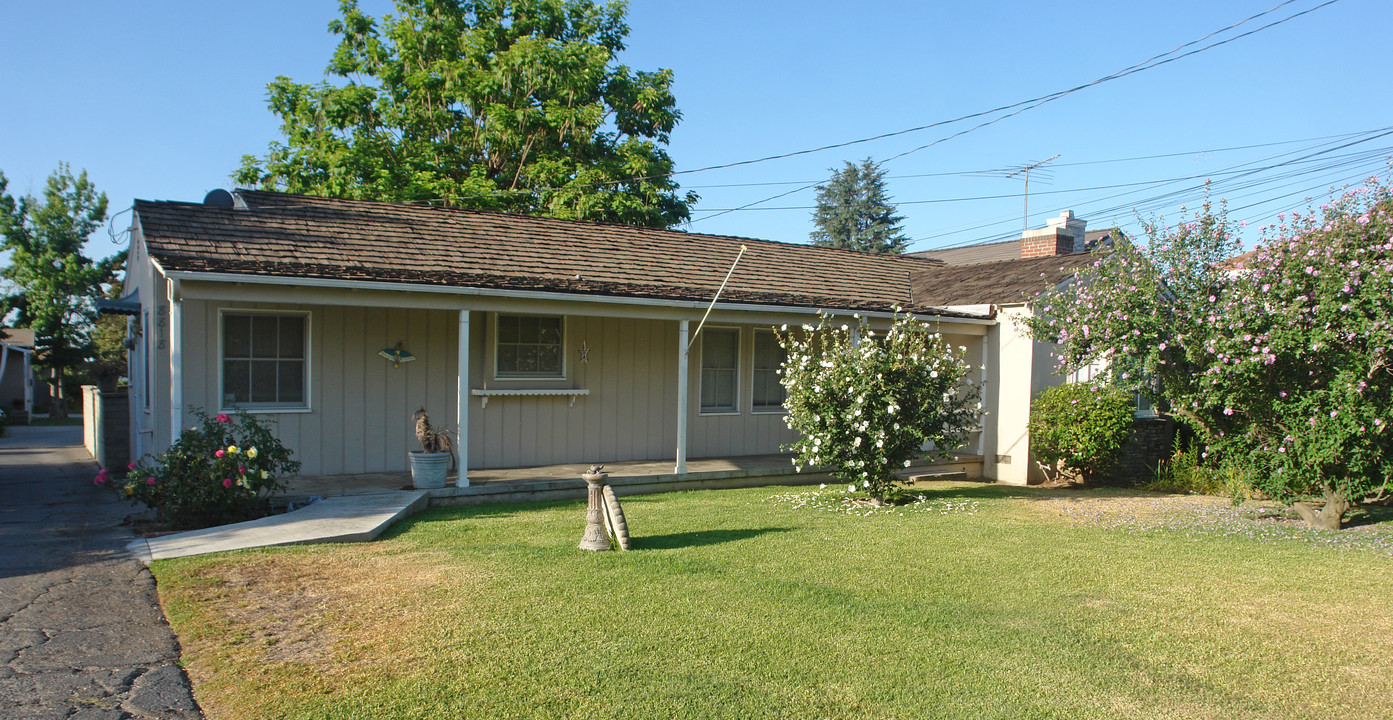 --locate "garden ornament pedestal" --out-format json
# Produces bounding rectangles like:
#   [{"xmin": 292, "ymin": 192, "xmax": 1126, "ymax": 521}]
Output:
[{"xmin": 578, "ymin": 466, "xmax": 612, "ymax": 551}]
